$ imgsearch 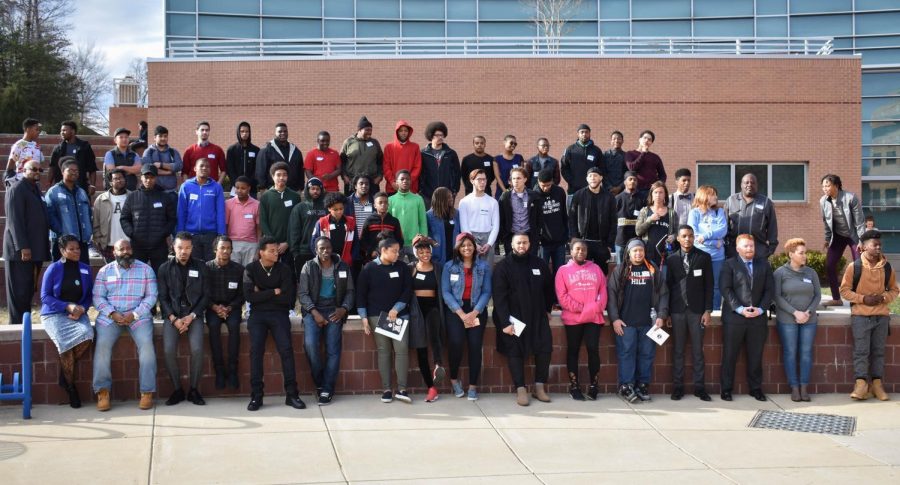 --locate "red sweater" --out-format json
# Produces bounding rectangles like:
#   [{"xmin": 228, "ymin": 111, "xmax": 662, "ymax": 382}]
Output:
[{"xmin": 183, "ymin": 142, "xmax": 227, "ymax": 180}]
